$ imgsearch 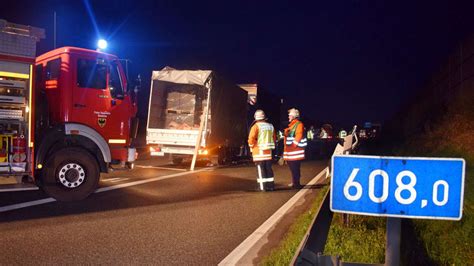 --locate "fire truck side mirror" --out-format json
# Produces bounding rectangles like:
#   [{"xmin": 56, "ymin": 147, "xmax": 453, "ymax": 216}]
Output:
[
  {"xmin": 134, "ymin": 74, "xmax": 141, "ymax": 92},
  {"xmin": 131, "ymin": 74, "xmax": 141, "ymax": 105}
]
